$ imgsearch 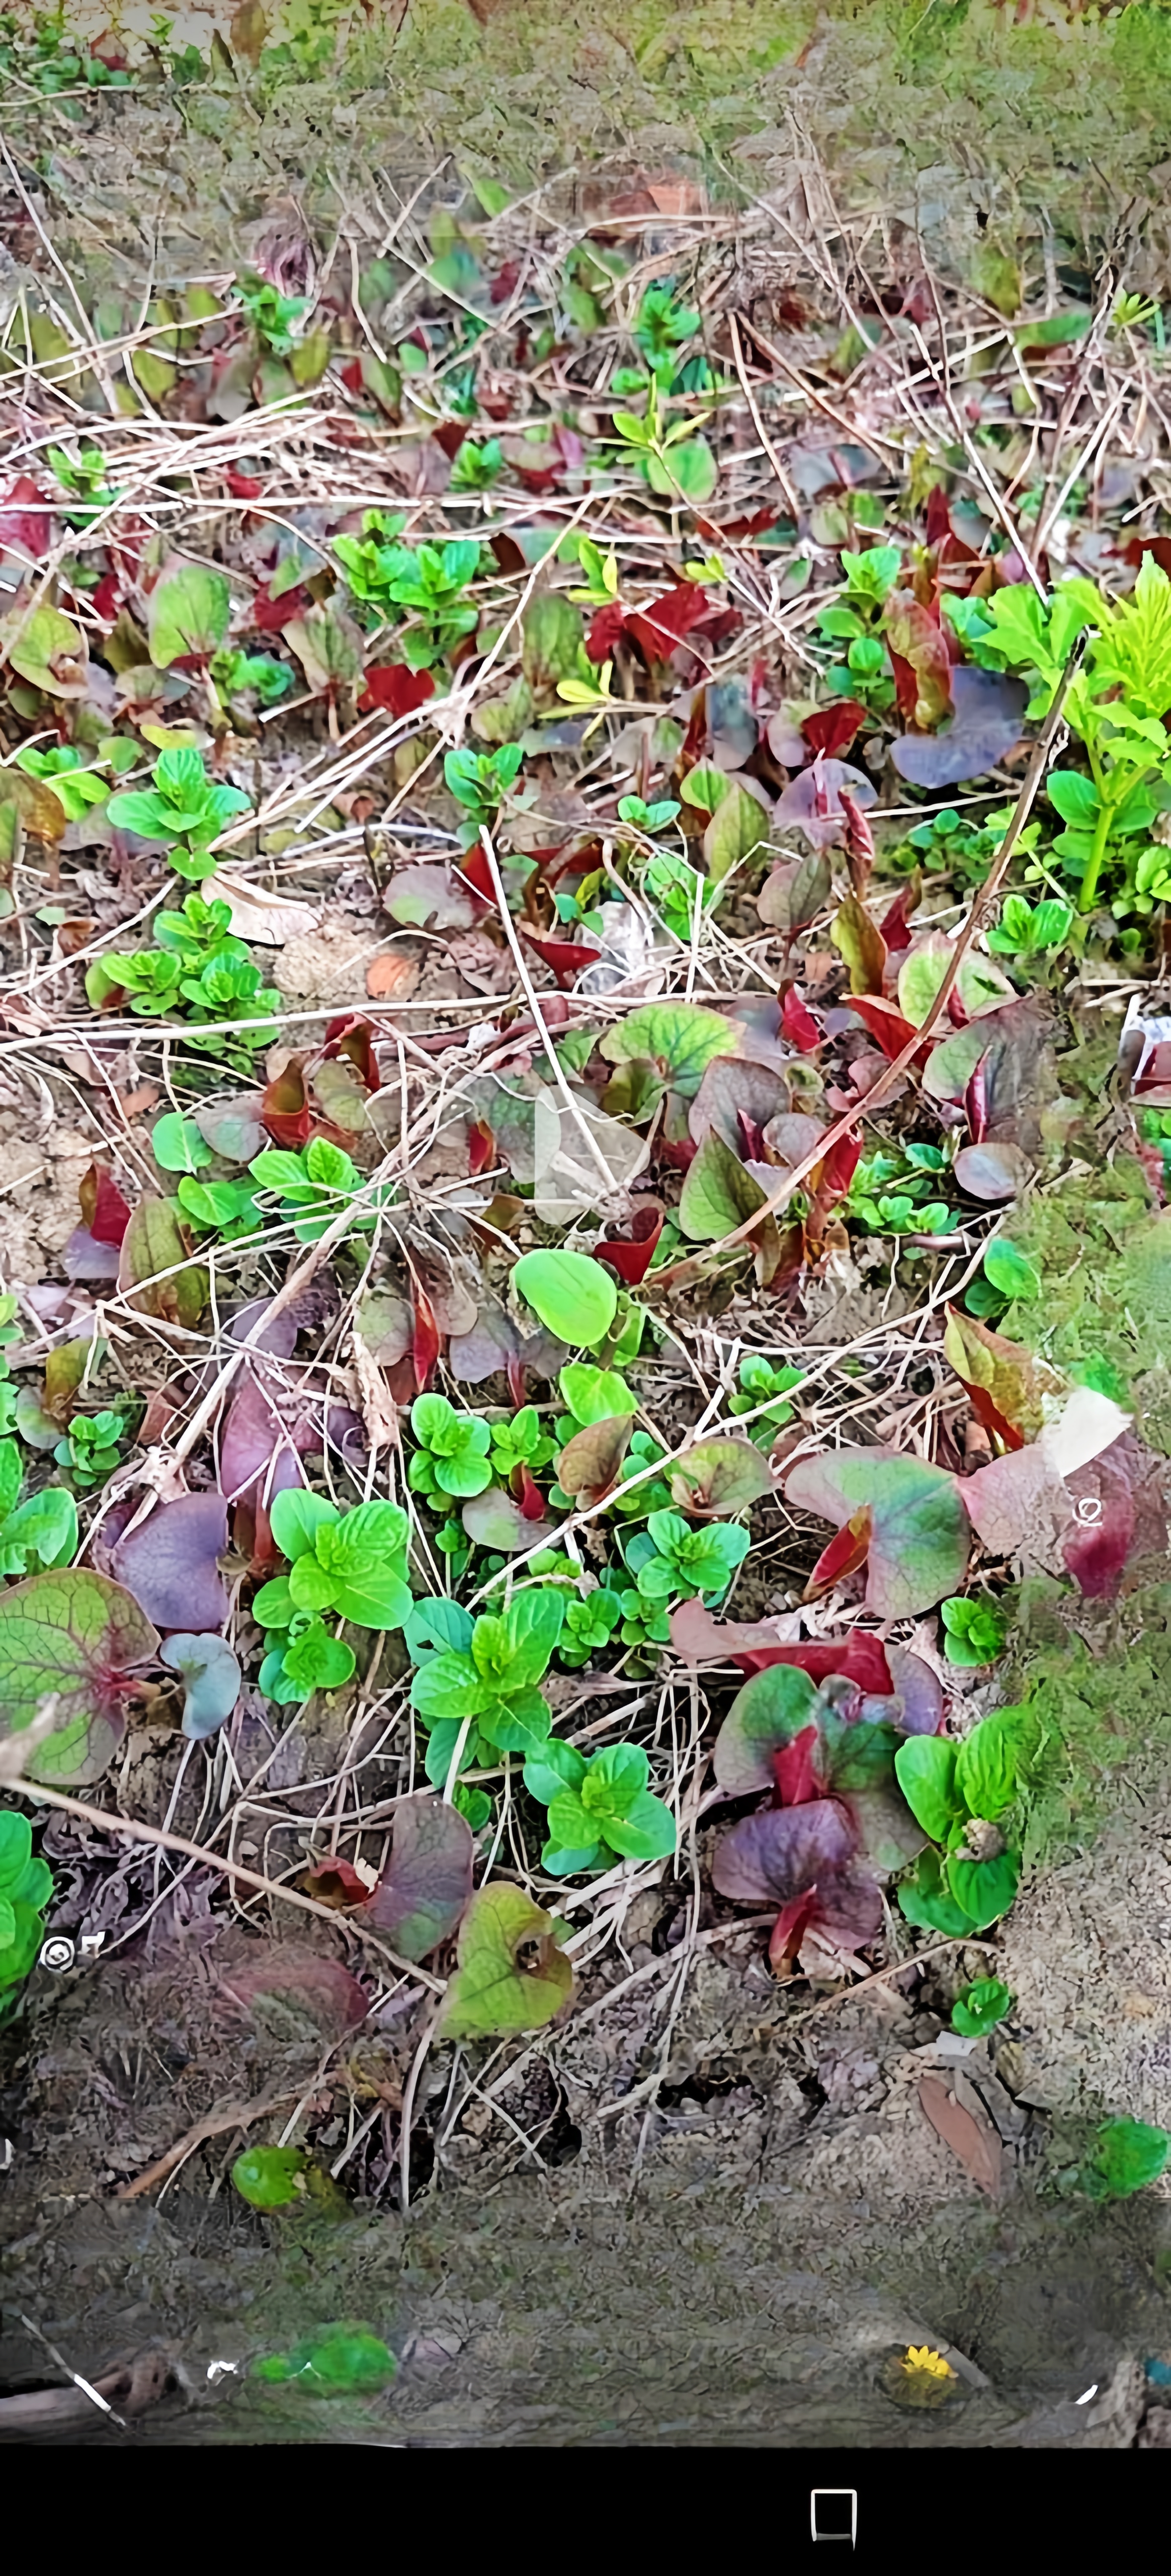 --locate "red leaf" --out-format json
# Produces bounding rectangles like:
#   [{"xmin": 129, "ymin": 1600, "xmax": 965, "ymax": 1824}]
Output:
[
  {"xmin": 302, "ymin": 1855, "xmax": 370, "ymax": 1909},
  {"xmin": 769, "ymin": 1891, "xmax": 818, "ymax": 1967},
  {"xmin": 804, "ymin": 1507, "xmax": 872, "ymax": 1599},
  {"xmin": 625, "ymin": 585, "xmax": 712, "ymax": 663},
  {"xmin": 733, "ymin": 1635, "xmax": 893, "ymax": 1691},
  {"xmin": 79, "ymin": 1163, "xmax": 131, "ymax": 1248},
  {"xmin": 516, "ymin": 1463, "xmax": 548, "ymax": 1522},
  {"xmin": 696, "ymin": 506, "xmax": 778, "ymax": 543},
  {"xmin": 323, "ymin": 1014, "xmax": 380, "ymax": 1093},
  {"xmin": 965, "ymin": 1055, "xmax": 989, "ymax": 1145},
  {"xmin": 91, "ymin": 571, "xmax": 123, "ymax": 624},
  {"xmin": 490, "ymin": 259, "xmax": 522, "ymax": 304},
  {"xmin": 801, "ymin": 700, "xmax": 867, "ymax": 761},
  {"xmin": 467, "ymin": 1116, "xmax": 495, "ymax": 1177},
  {"xmin": 596, "ymin": 1202, "xmax": 663, "ymax": 1285},
  {"xmin": 358, "ymin": 662, "xmax": 435, "ymax": 718},
  {"xmin": 255, "ymin": 583, "xmax": 311, "ymax": 633},
  {"xmin": 586, "ymin": 600, "xmax": 626, "ymax": 665},
  {"xmin": 657, "ymin": 1133, "xmax": 697, "ymax": 1173},
  {"xmin": 456, "ymin": 843, "xmax": 496, "ymax": 905},
  {"xmin": 781, "ymin": 984, "xmax": 822, "ymax": 1053},
  {"xmin": 878, "ymin": 877, "xmax": 922, "ymax": 953},
  {"xmin": 341, "ymin": 358, "xmax": 364, "ymax": 394},
  {"xmin": 888, "ymin": 645, "xmax": 920, "ymax": 726},
  {"xmin": 261, "ymin": 1060, "xmax": 313, "ymax": 1149},
  {"xmin": 1124, "ymin": 534, "xmax": 1171, "ymax": 579},
  {"xmin": 773, "ymin": 1721, "xmax": 822, "ymax": 1808},
  {"xmin": 412, "ymin": 1285, "xmax": 441, "ymax": 1394},
  {"xmin": 849, "ymin": 993, "xmax": 928, "ymax": 1064},
  {"xmin": 434, "ymin": 420, "xmax": 468, "ymax": 462},
  {"xmin": 226, "ymin": 468, "xmax": 264, "ymax": 500},
  {"xmin": 0, "ymin": 475, "xmax": 50, "ymax": 560},
  {"xmin": 520, "ymin": 928, "xmax": 601, "ymax": 987},
  {"xmin": 813, "ymin": 1132, "xmax": 863, "ymax": 1206},
  {"xmin": 918, "ymin": 2075, "xmax": 1001, "ymax": 2197},
  {"xmin": 506, "ymin": 1354, "xmax": 527, "ymax": 1410}
]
